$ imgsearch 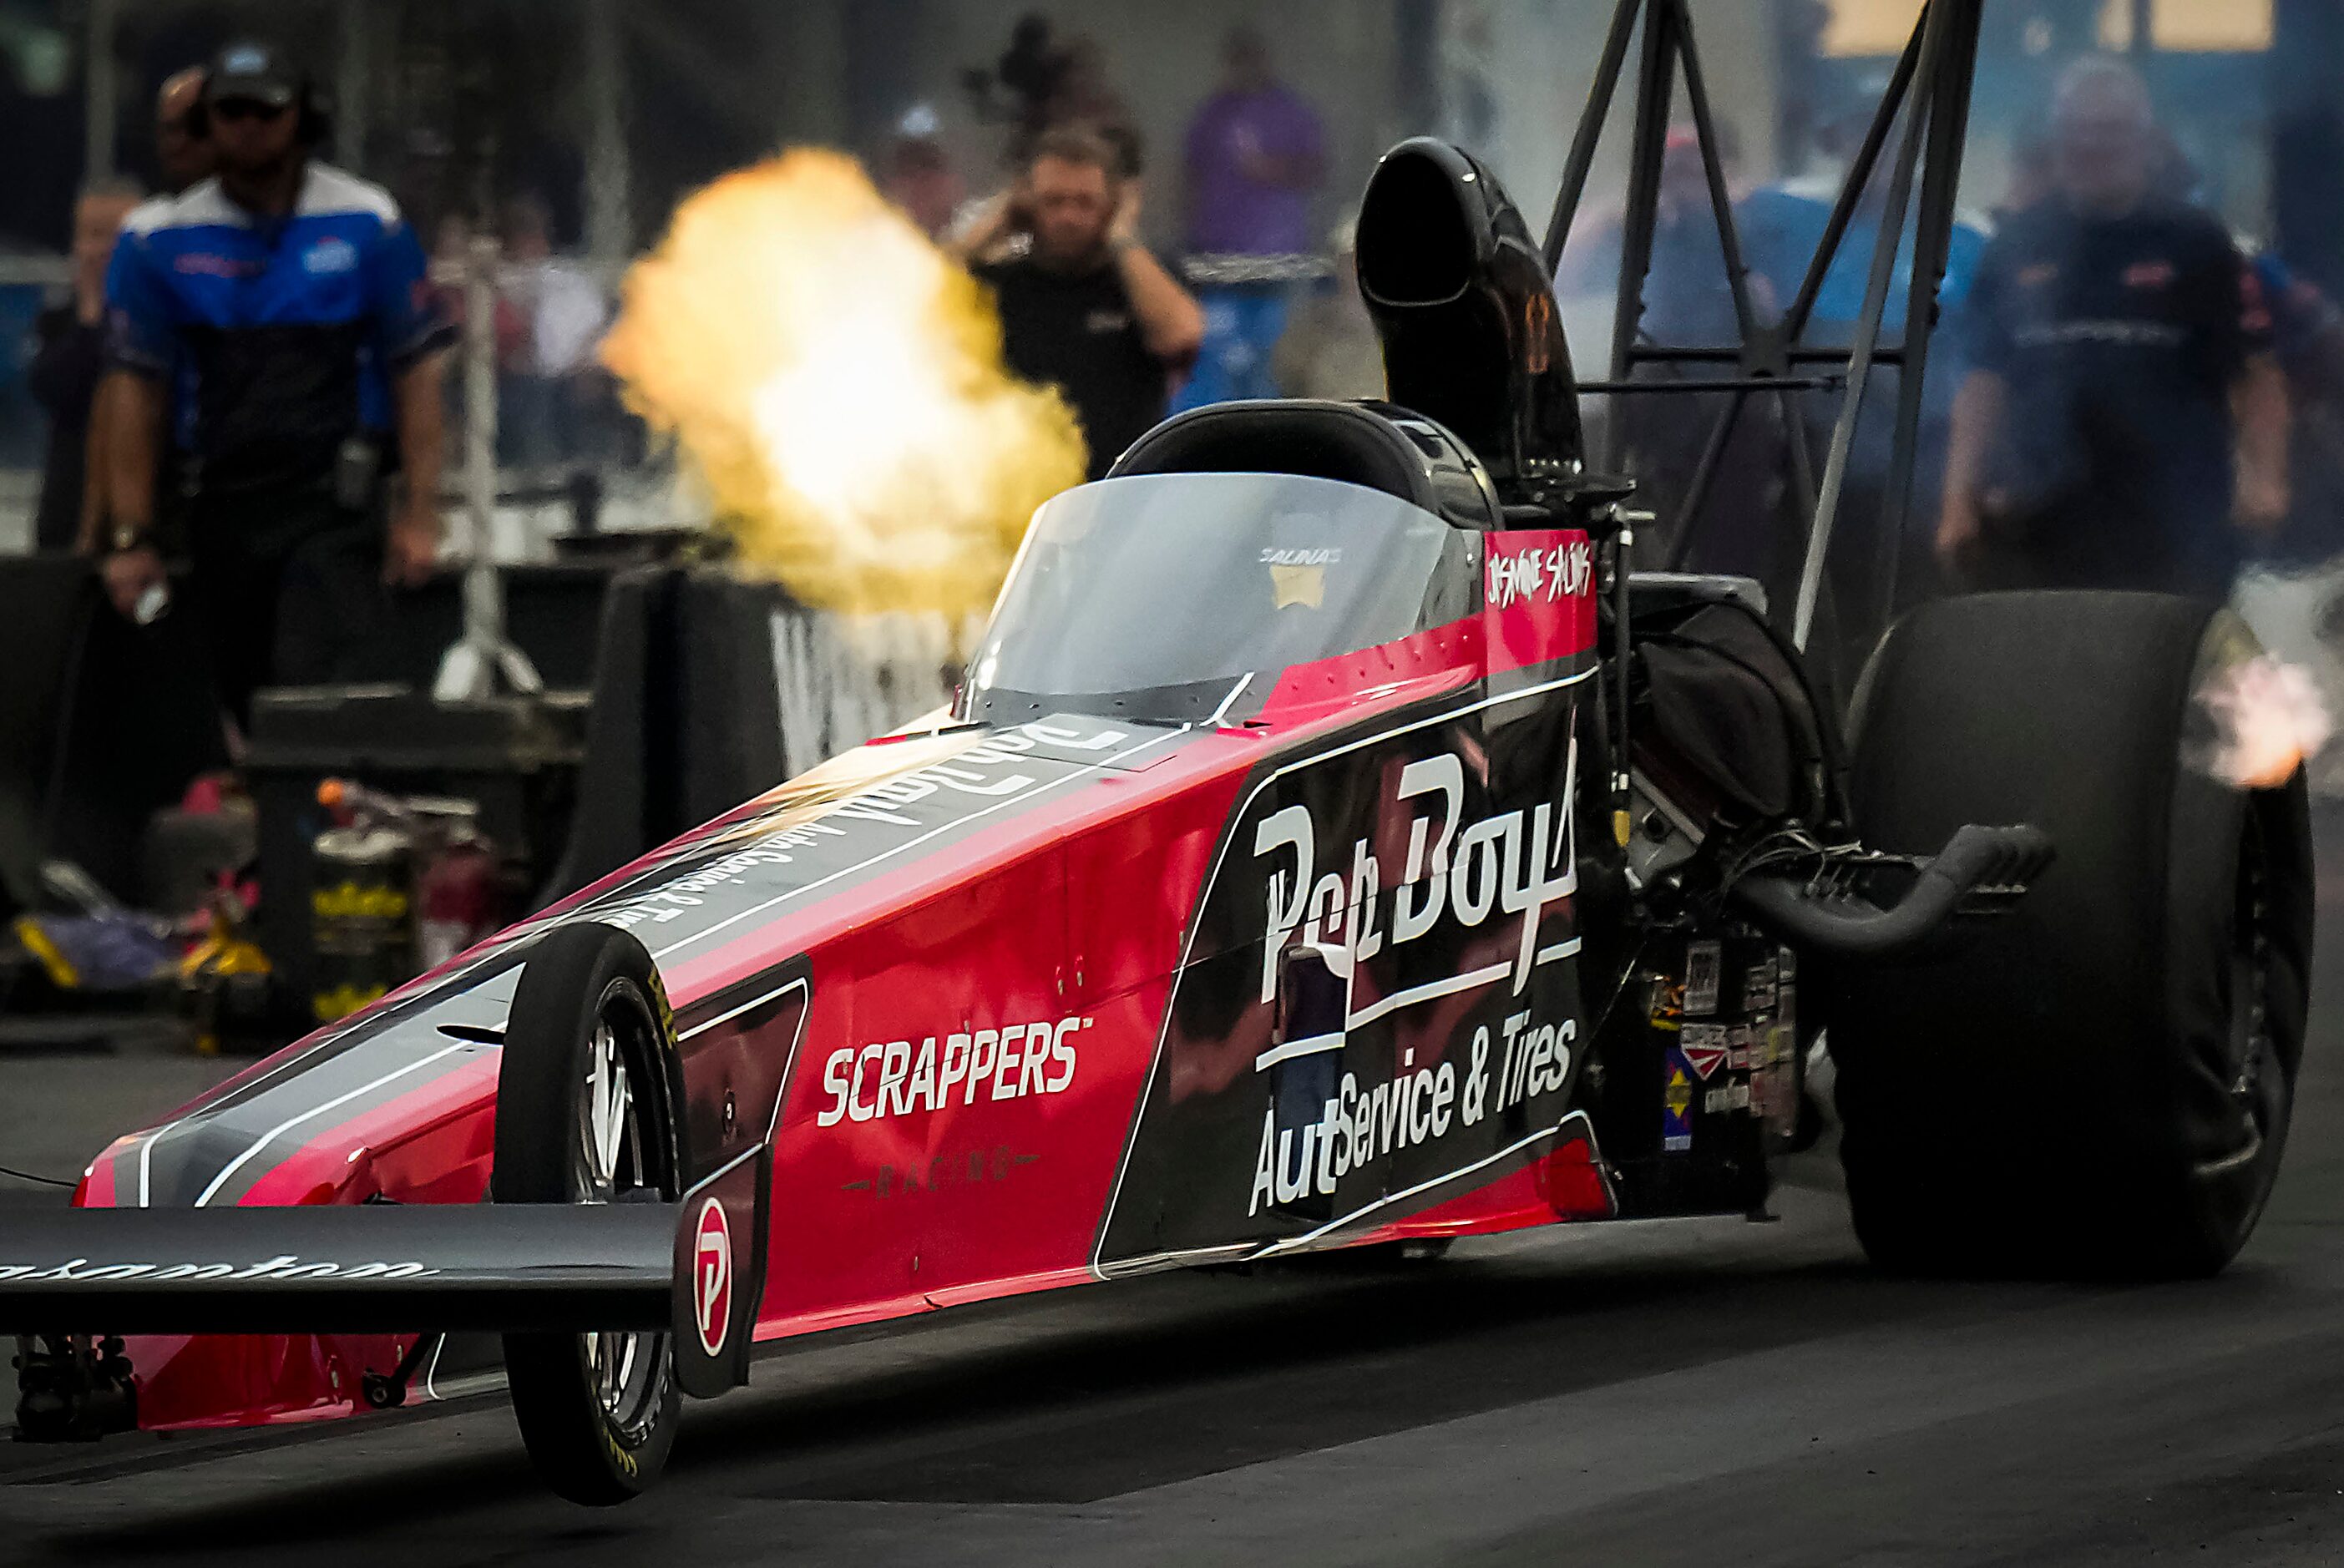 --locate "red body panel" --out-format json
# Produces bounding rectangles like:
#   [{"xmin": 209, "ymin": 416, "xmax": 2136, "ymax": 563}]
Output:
[{"xmin": 73, "ymin": 528, "xmax": 1607, "ymax": 1431}]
